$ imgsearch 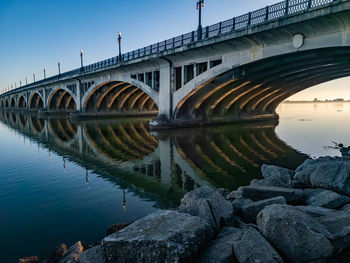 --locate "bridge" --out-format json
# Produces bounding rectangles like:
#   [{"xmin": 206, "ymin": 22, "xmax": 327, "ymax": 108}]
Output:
[{"xmin": 0, "ymin": 0, "xmax": 349, "ymax": 128}]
